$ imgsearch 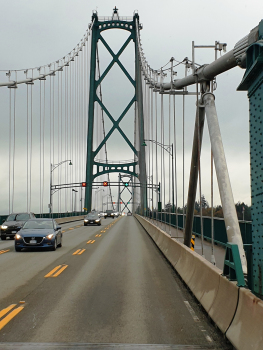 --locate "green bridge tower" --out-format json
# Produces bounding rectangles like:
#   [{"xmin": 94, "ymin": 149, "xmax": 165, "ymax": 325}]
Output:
[{"xmin": 84, "ymin": 8, "xmax": 147, "ymax": 215}]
